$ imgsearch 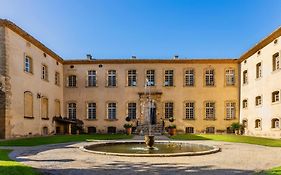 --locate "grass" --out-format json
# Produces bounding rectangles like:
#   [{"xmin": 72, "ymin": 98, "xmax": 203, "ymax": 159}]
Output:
[
  {"xmin": 0, "ymin": 149, "xmax": 39, "ymax": 175},
  {"xmin": 0, "ymin": 134, "xmax": 133, "ymax": 146},
  {"xmin": 264, "ymin": 166, "xmax": 281, "ymax": 175},
  {"xmin": 171, "ymin": 134, "xmax": 281, "ymax": 147}
]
